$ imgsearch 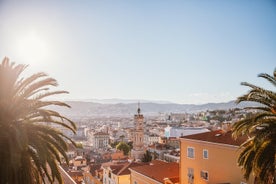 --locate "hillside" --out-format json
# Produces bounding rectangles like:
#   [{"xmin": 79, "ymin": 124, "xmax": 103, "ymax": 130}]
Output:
[{"xmin": 51, "ymin": 100, "xmax": 258, "ymax": 117}]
